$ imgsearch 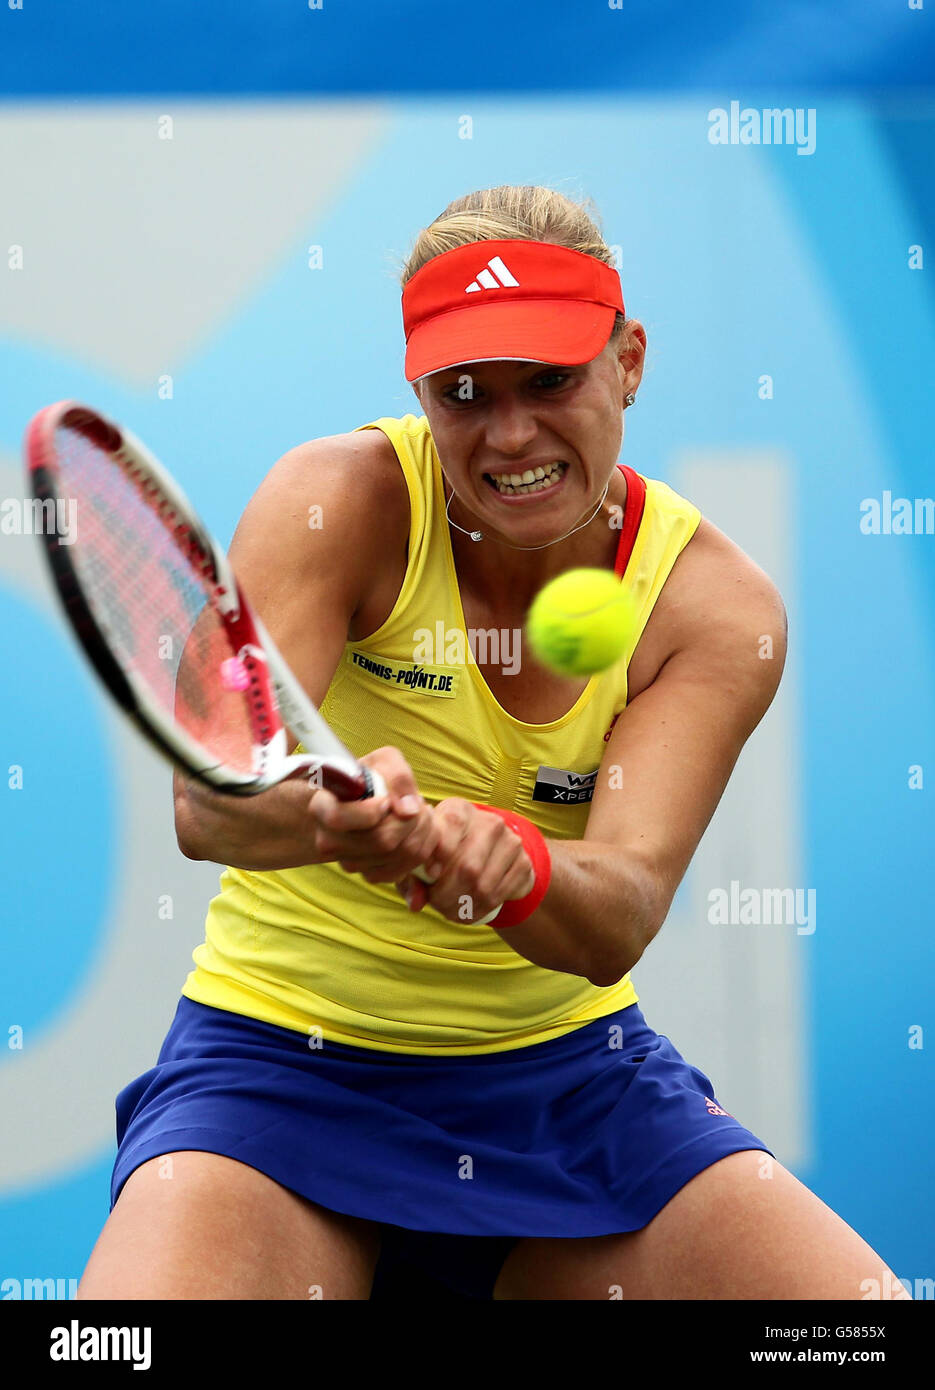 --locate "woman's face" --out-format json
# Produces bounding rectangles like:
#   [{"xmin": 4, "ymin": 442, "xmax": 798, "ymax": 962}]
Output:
[{"xmin": 414, "ymin": 331, "xmax": 642, "ymax": 546}]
